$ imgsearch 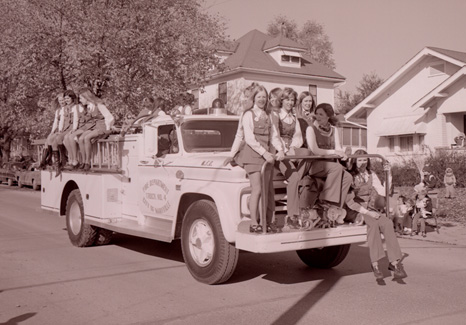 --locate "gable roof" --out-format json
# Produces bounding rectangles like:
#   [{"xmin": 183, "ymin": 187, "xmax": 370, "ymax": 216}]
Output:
[
  {"xmin": 345, "ymin": 46, "xmax": 466, "ymax": 120},
  {"xmin": 213, "ymin": 29, "xmax": 345, "ymax": 82}
]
